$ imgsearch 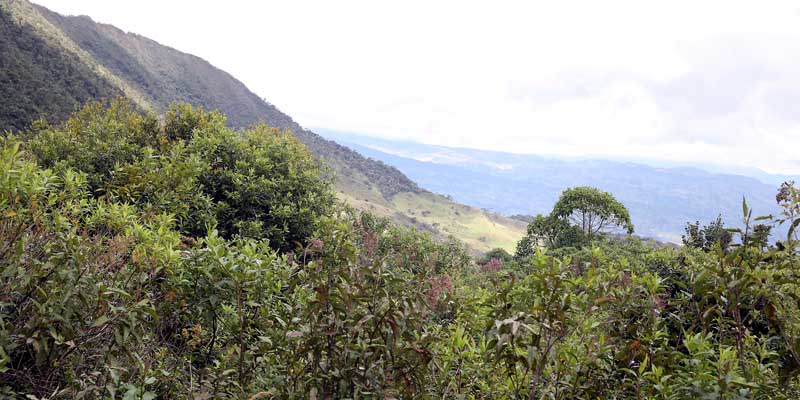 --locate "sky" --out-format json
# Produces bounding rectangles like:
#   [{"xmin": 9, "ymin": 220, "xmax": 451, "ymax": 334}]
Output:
[{"xmin": 33, "ymin": 0, "xmax": 800, "ymax": 174}]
